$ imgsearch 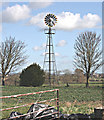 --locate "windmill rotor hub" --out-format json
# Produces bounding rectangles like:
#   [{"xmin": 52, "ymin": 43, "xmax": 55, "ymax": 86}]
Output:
[{"xmin": 44, "ymin": 14, "xmax": 57, "ymax": 27}]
